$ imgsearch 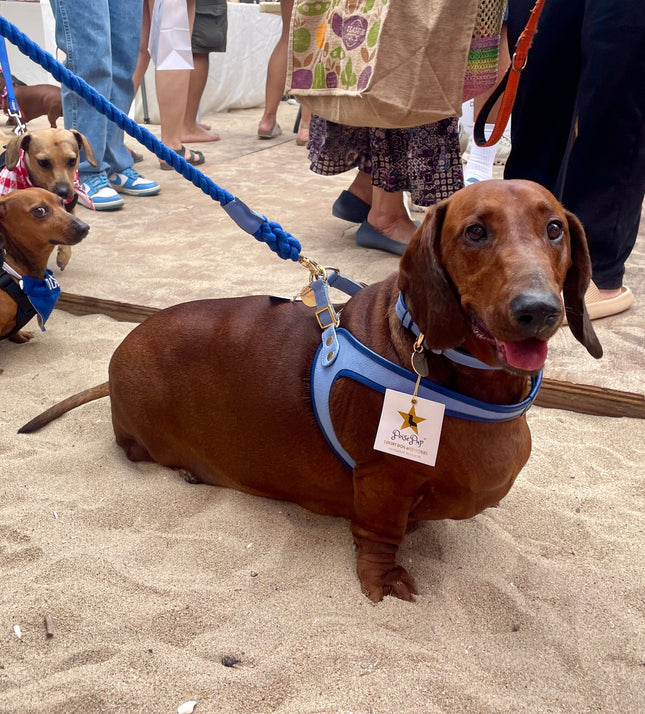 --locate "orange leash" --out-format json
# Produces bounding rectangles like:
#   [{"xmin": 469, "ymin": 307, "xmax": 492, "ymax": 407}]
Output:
[{"xmin": 473, "ymin": 0, "xmax": 547, "ymax": 147}]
